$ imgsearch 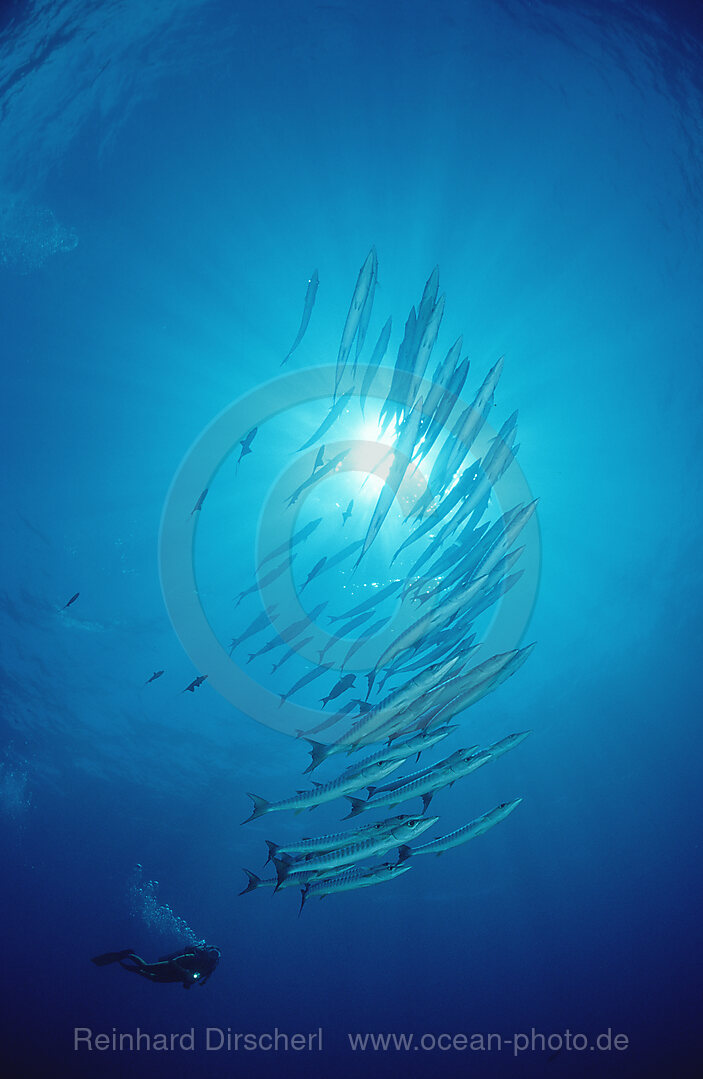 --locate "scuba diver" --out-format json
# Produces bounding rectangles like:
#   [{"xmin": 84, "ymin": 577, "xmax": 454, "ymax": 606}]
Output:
[{"xmin": 91, "ymin": 944, "xmax": 220, "ymax": 988}]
